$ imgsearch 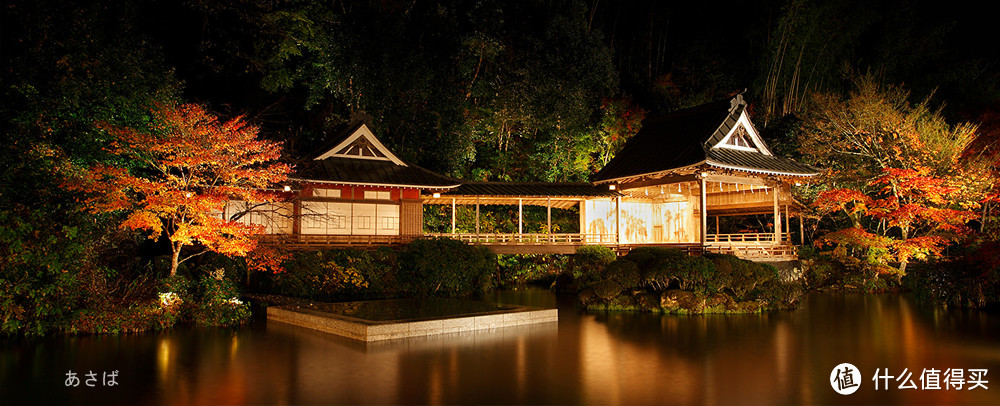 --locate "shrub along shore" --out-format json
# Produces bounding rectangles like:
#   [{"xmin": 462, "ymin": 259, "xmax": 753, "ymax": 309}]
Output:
[
  {"xmin": 570, "ymin": 246, "xmax": 803, "ymax": 314},
  {"xmin": 36, "ymin": 237, "xmax": 1000, "ymax": 336}
]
